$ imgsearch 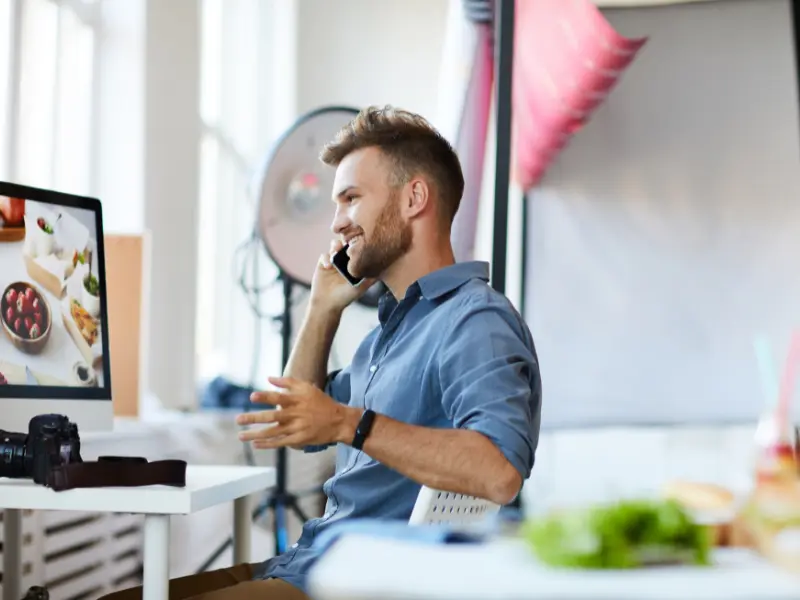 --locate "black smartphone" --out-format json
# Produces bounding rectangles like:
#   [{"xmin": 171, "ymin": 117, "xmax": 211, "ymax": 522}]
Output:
[{"xmin": 331, "ymin": 244, "xmax": 363, "ymax": 286}]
